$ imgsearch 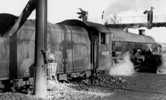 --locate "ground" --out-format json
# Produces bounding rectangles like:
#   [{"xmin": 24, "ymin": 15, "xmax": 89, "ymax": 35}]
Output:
[
  {"xmin": 47, "ymin": 73, "xmax": 166, "ymax": 100},
  {"xmin": 1, "ymin": 73, "xmax": 166, "ymax": 100}
]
